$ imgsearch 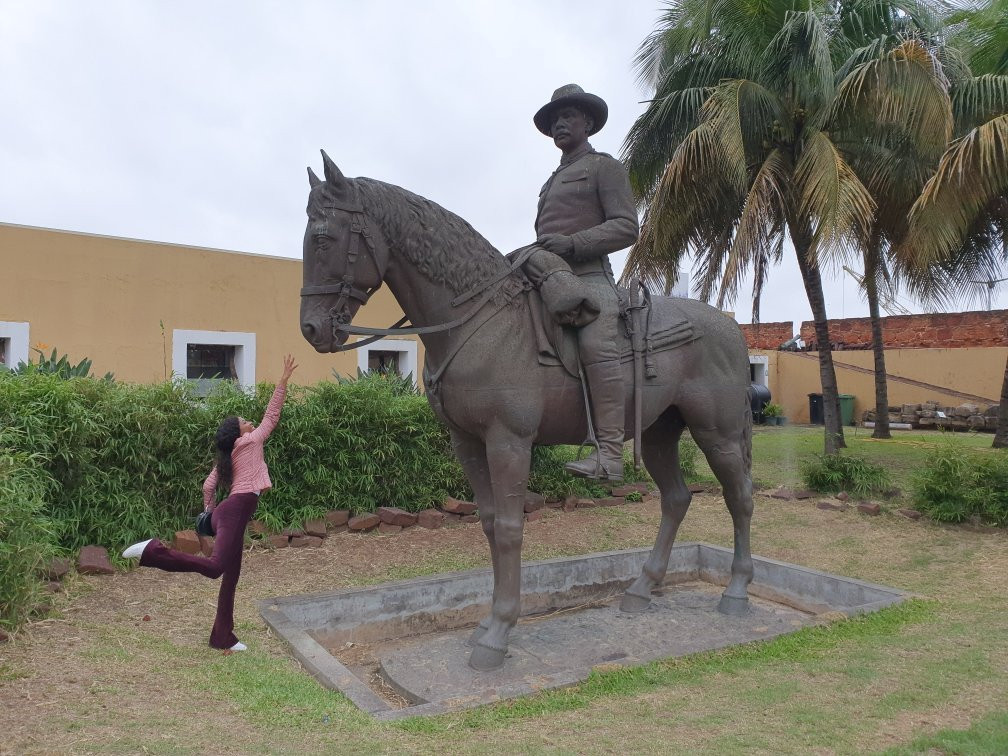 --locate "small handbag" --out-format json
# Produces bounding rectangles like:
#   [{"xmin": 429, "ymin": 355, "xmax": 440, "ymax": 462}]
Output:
[{"xmin": 195, "ymin": 510, "xmax": 216, "ymax": 537}]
